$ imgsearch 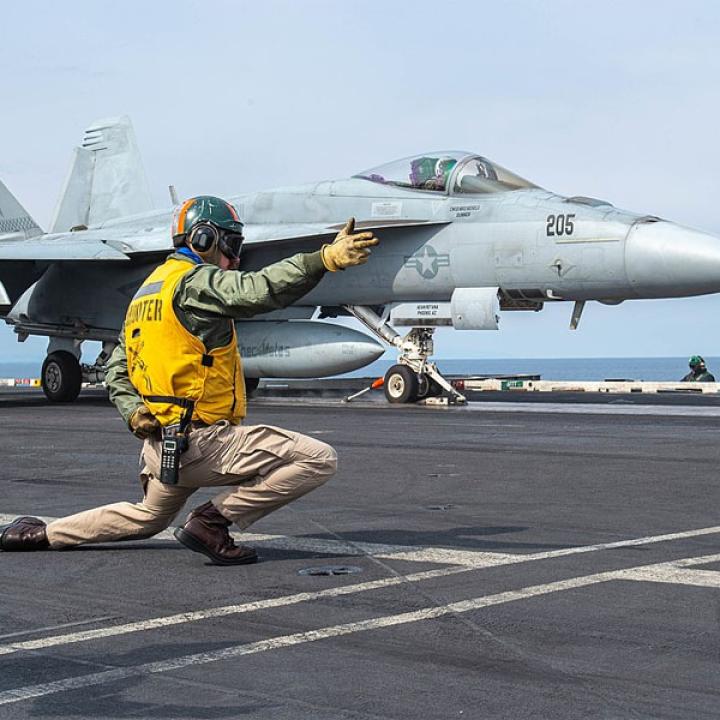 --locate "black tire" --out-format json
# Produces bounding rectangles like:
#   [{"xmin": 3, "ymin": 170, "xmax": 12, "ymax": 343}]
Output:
[
  {"xmin": 416, "ymin": 373, "xmax": 431, "ymax": 400},
  {"xmin": 427, "ymin": 378, "xmax": 444, "ymax": 397},
  {"xmin": 244, "ymin": 376, "xmax": 260, "ymax": 396},
  {"xmin": 384, "ymin": 364, "xmax": 419, "ymax": 404},
  {"xmin": 41, "ymin": 351, "xmax": 82, "ymax": 403}
]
